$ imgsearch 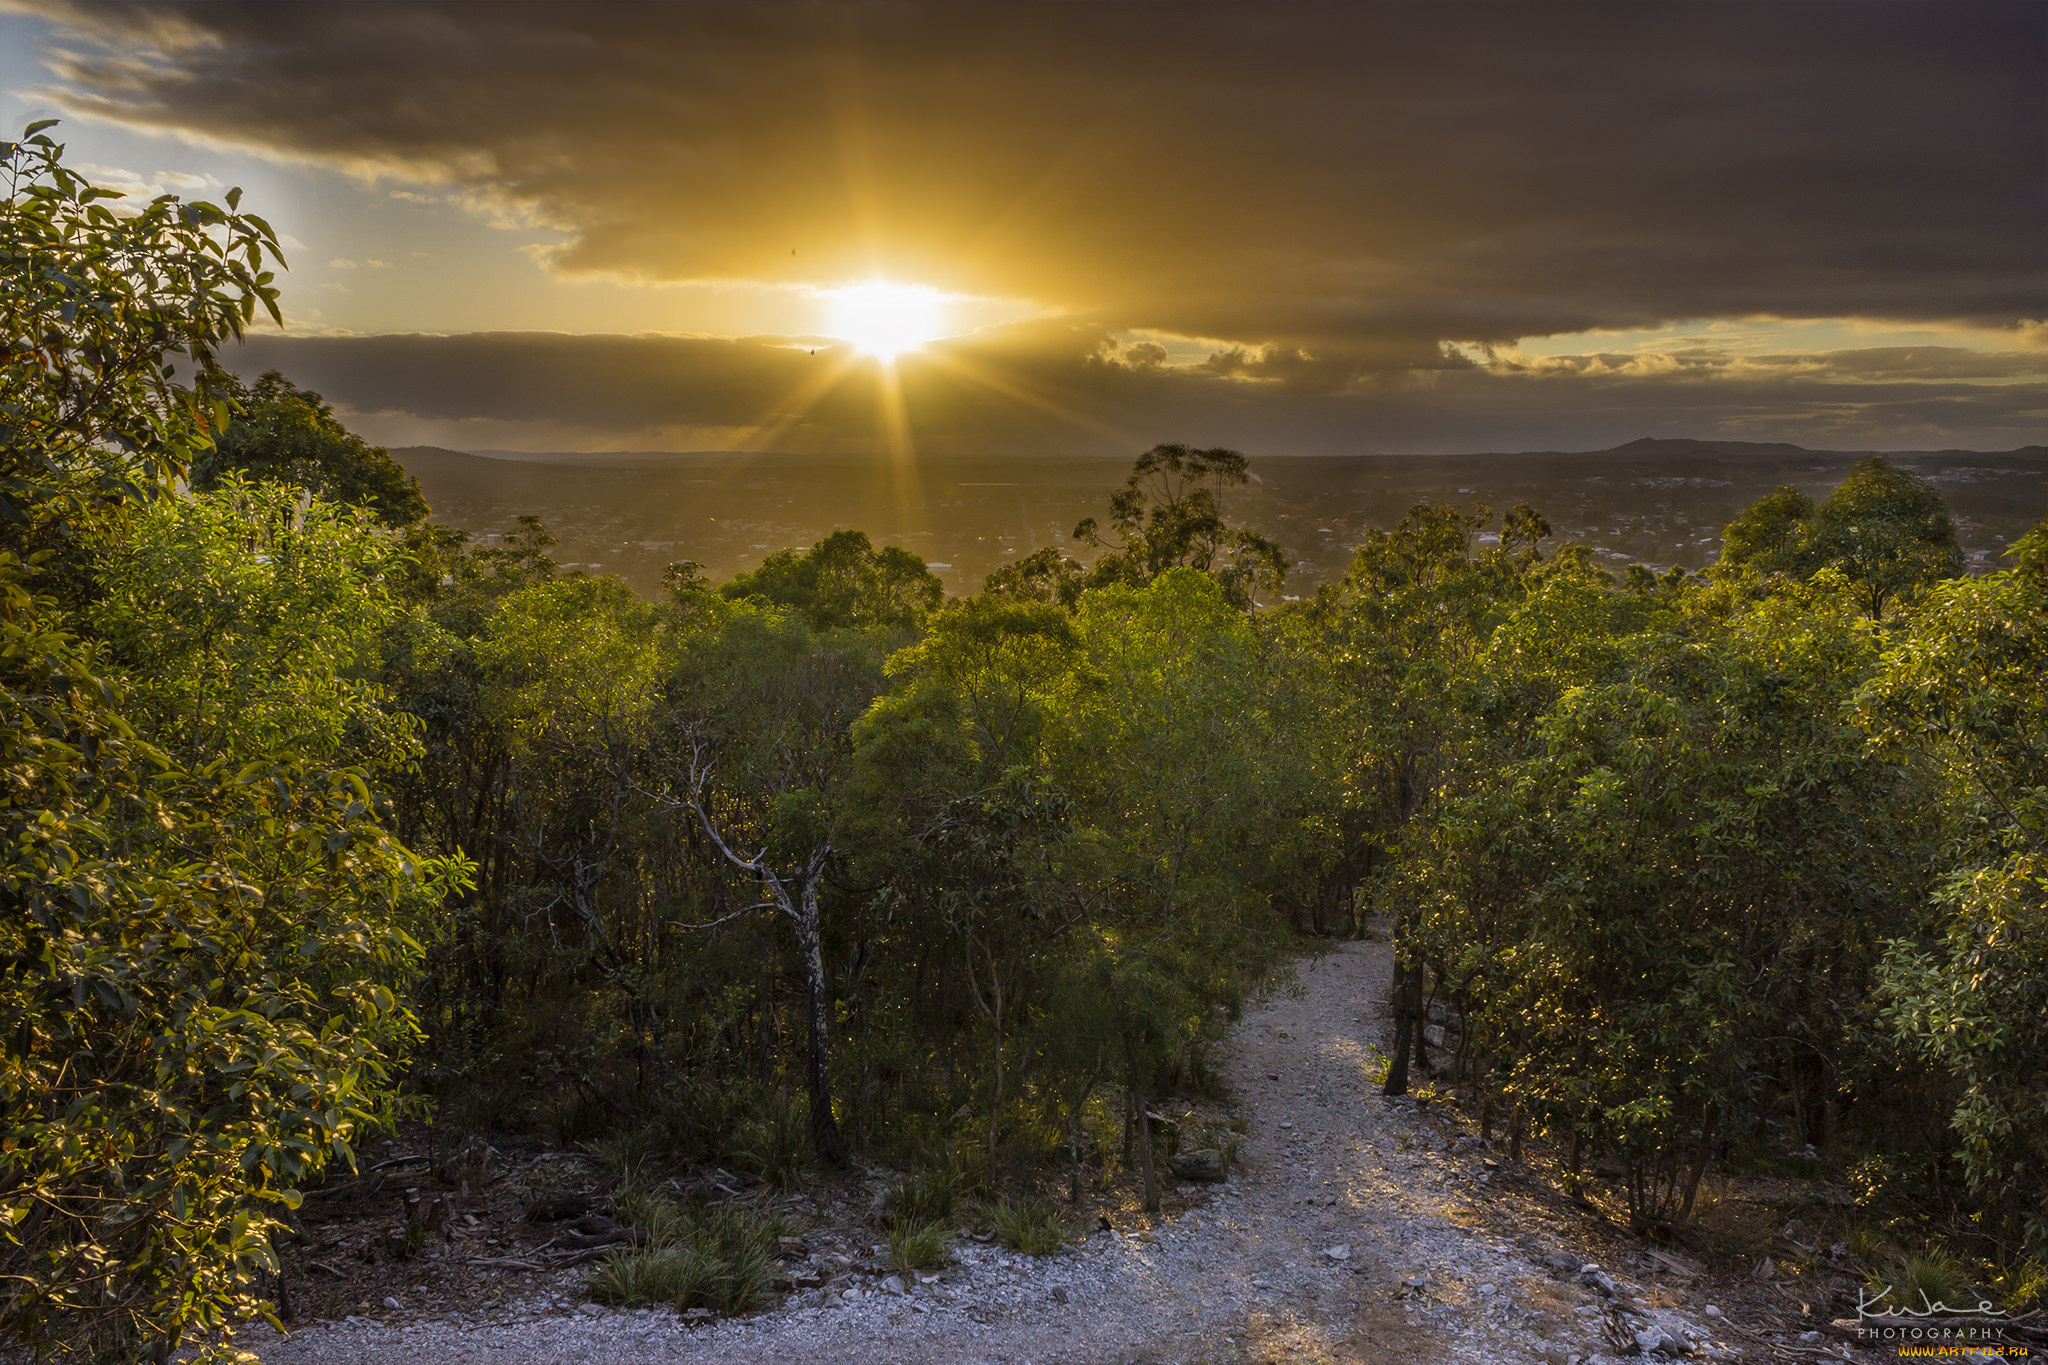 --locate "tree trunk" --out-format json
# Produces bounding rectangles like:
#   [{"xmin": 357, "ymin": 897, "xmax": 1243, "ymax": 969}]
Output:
[
  {"xmin": 793, "ymin": 878, "xmax": 846, "ymax": 1164},
  {"xmin": 1384, "ymin": 960, "xmax": 1418, "ymax": 1096},
  {"xmin": 1412, "ymin": 970, "xmax": 1433, "ymax": 1076},
  {"xmin": 1679, "ymin": 1109, "xmax": 1717, "ymax": 1220},
  {"xmin": 1068, "ymin": 1108, "xmax": 1086, "ymax": 1204},
  {"xmin": 964, "ymin": 934, "xmax": 1005, "ymax": 1180},
  {"xmin": 1134, "ymin": 1091, "xmax": 1161, "ymax": 1213}
]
